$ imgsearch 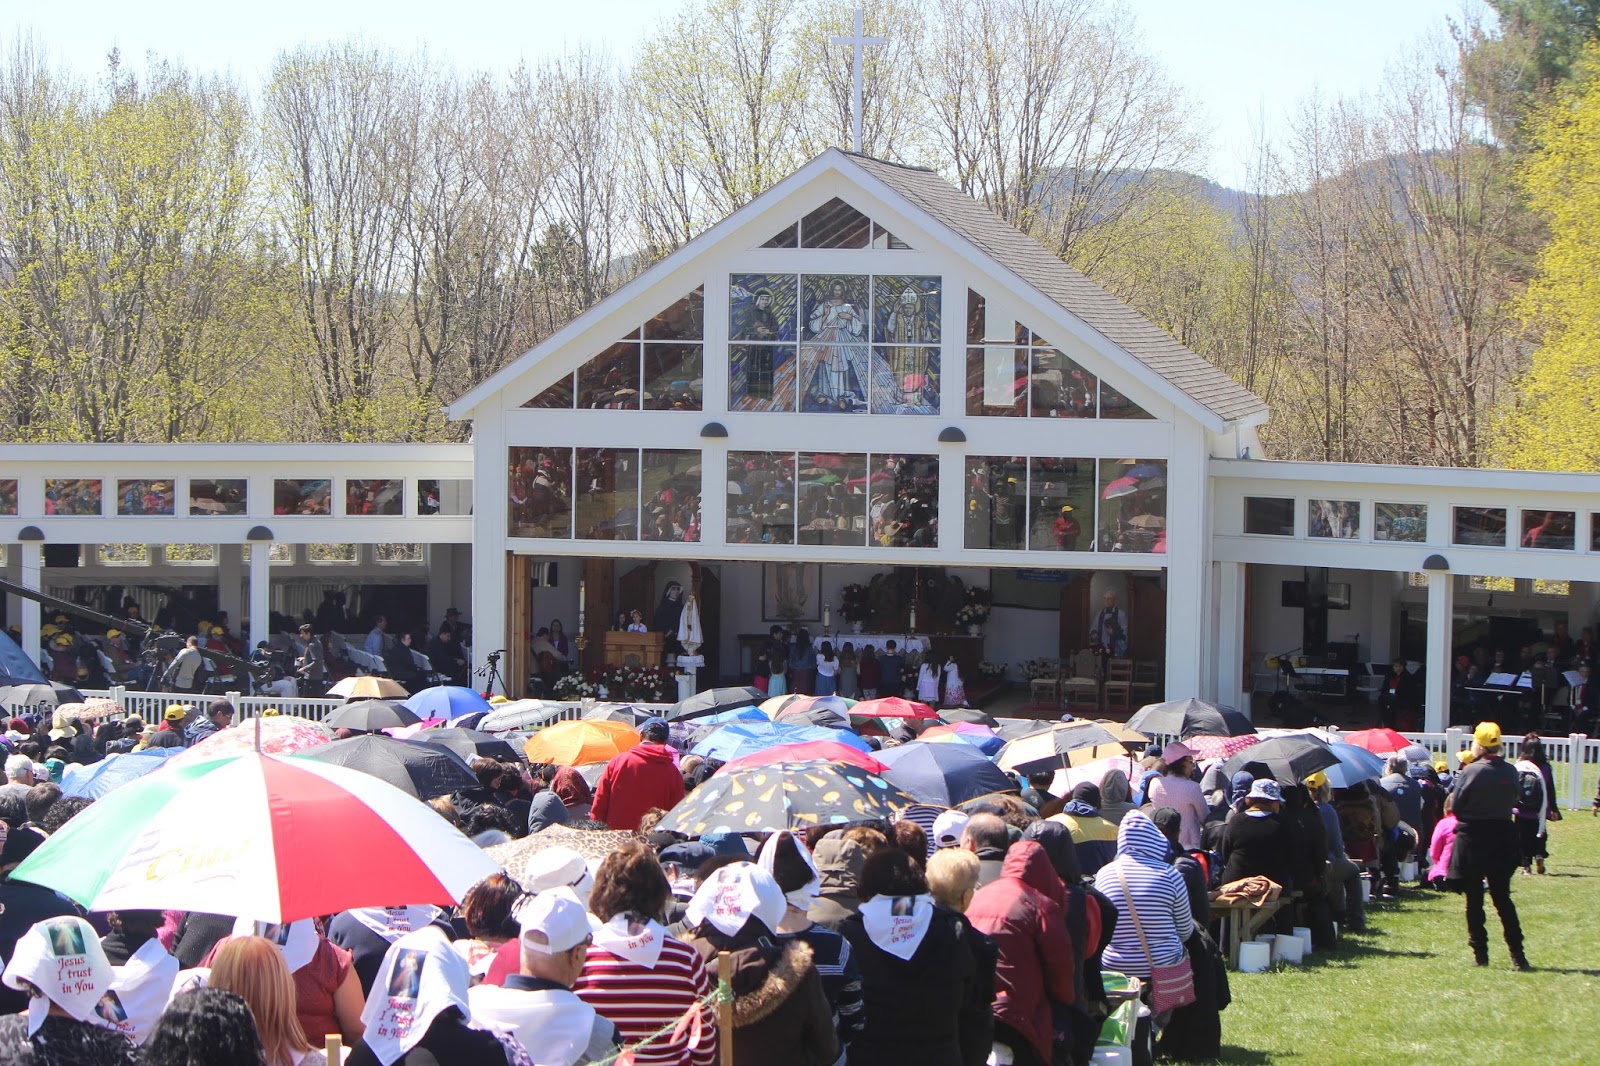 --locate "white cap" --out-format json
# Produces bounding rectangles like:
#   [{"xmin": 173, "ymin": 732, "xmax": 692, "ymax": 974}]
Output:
[
  {"xmin": 523, "ymin": 847, "xmax": 594, "ymax": 904},
  {"xmin": 932, "ymin": 809, "xmax": 970, "ymax": 848},
  {"xmin": 518, "ymin": 891, "xmax": 591, "ymax": 954}
]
